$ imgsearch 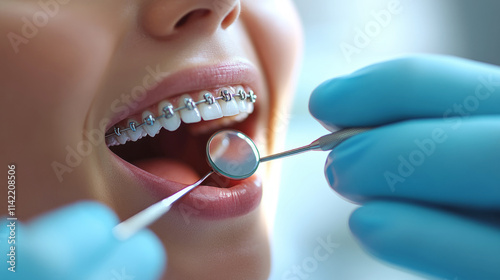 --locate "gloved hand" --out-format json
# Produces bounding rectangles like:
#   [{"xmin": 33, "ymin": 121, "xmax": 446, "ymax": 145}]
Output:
[
  {"xmin": 309, "ymin": 55, "xmax": 500, "ymax": 280},
  {"xmin": 1, "ymin": 201, "xmax": 166, "ymax": 280}
]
